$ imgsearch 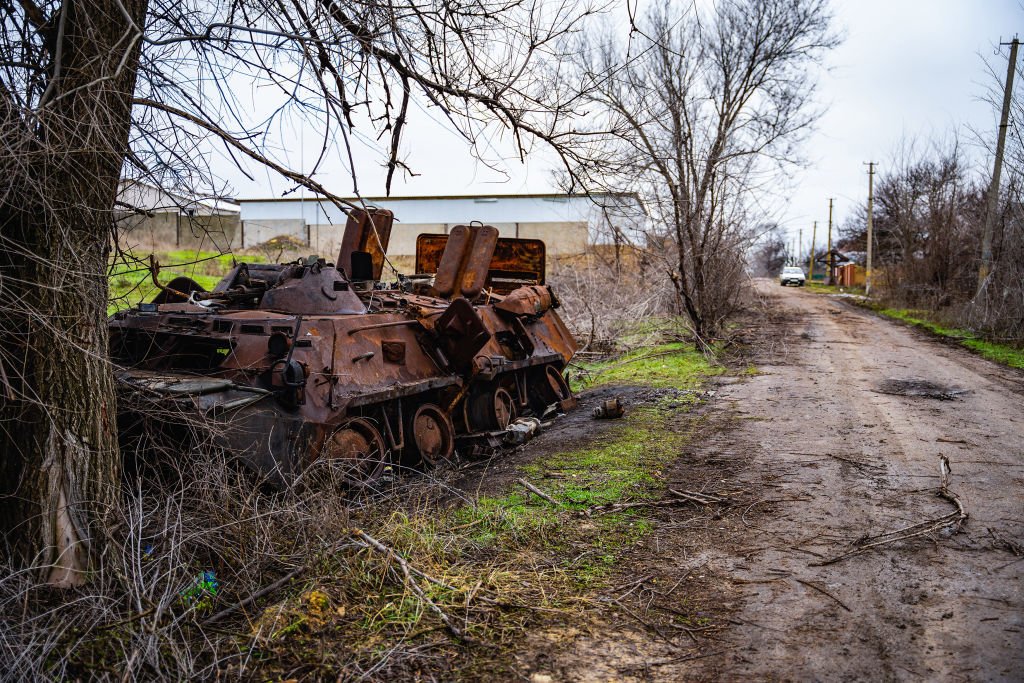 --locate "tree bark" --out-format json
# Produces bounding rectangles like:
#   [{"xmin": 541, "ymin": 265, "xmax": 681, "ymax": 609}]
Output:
[{"xmin": 0, "ymin": 0, "xmax": 148, "ymax": 584}]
